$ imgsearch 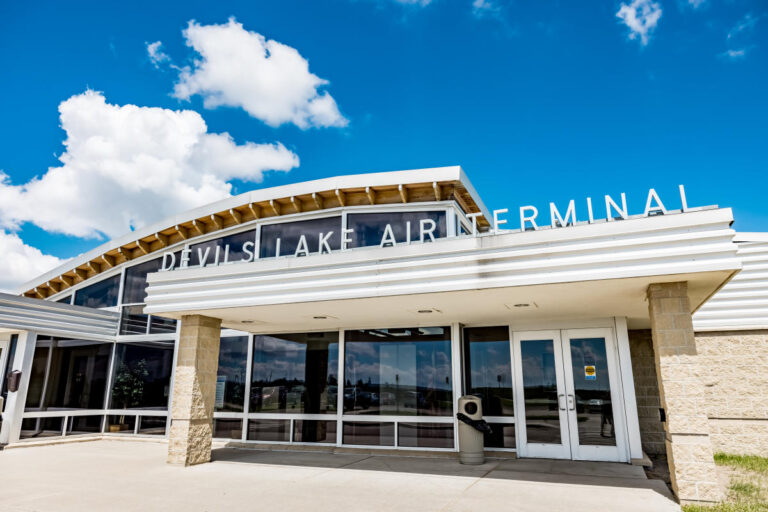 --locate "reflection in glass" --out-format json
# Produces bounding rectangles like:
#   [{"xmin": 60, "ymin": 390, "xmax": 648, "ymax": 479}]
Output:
[
  {"xmin": 344, "ymin": 327, "xmax": 452, "ymax": 416},
  {"xmin": 347, "ymin": 211, "xmax": 447, "ymax": 248},
  {"xmin": 68, "ymin": 415, "xmax": 104, "ymax": 435},
  {"xmin": 24, "ymin": 339, "xmax": 110, "ymax": 411},
  {"xmin": 74, "ymin": 274, "xmax": 120, "ymax": 309},
  {"xmin": 20, "ymin": 417, "xmax": 63, "ymax": 439},
  {"xmin": 569, "ymin": 337, "xmax": 616, "ymax": 447},
  {"xmin": 213, "ymin": 419, "xmax": 243, "ymax": 439},
  {"xmin": 106, "ymin": 414, "xmax": 136, "ymax": 434},
  {"xmin": 398, "ymin": 423, "xmax": 454, "ymax": 448},
  {"xmin": 259, "ymin": 217, "xmax": 341, "ymax": 258},
  {"xmin": 190, "ymin": 230, "xmax": 256, "ymax": 267},
  {"xmin": 343, "ymin": 422, "xmax": 394, "ymax": 446},
  {"xmin": 463, "ymin": 327, "xmax": 514, "ymax": 416},
  {"xmin": 122, "ymin": 257, "xmax": 162, "ymax": 305},
  {"xmin": 293, "ymin": 420, "xmax": 337, "ymax": 444},
  {"xmin": 110, "ymin": 341, "xmax": 174, "ymax": 410},
  {"xmin": 250, "ymin": 332, "xmax": 338, "ymax": 414},
  {"xmin": 248, "ymin": 419, "xmax": 290, "ymax": 442},
  {"xmin": 484, "ymin": 423, "xmax": 516, "ymax": 449},
  {"xmin": 120, "ymin": 305, "xmax": 149, "ymax": 335},
  {"xmin": 216, "ymin": 336, "xmax": 248, "ymax": 412},
  {"xmin": 1, "ymin": 334, "xmax": 18, "ymax": 407},
  {"xmin": 520, "ymin": 339, "xmax": 561, "ymax": 444},
  {"xmin": 149, "ymin": 315, "xmax": 177, "ymax": 334}
]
